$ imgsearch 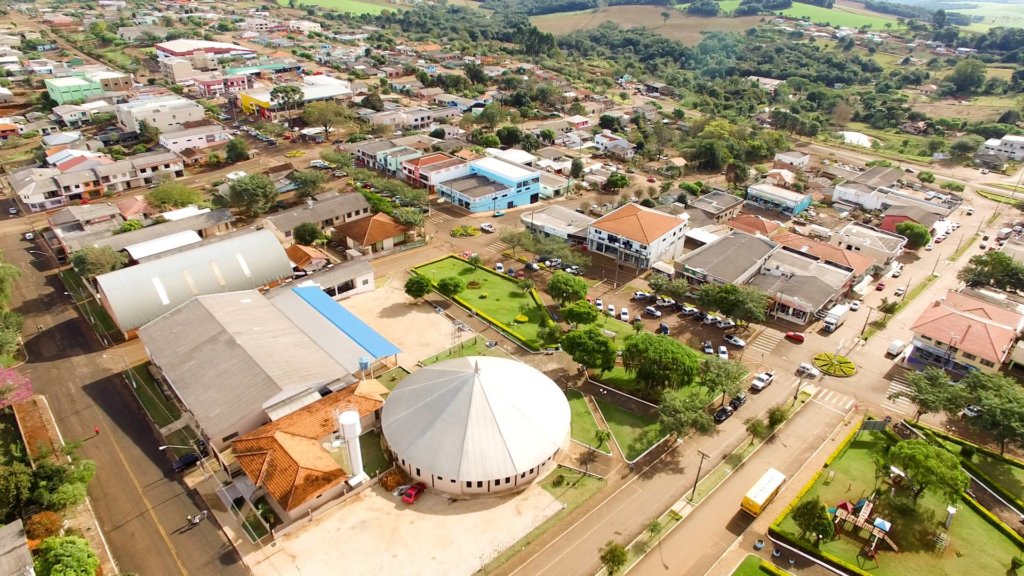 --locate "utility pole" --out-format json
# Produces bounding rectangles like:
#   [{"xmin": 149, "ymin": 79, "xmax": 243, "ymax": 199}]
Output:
[{"xmin": 689, "ymin": 450, "xmax": 710, "ymax": 501}]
